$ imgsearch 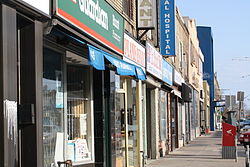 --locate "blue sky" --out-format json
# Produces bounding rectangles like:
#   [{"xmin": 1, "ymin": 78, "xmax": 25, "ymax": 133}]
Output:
[{"xmin": 176, "ymin": 0, "xmax": 250, "ymax": 108}]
